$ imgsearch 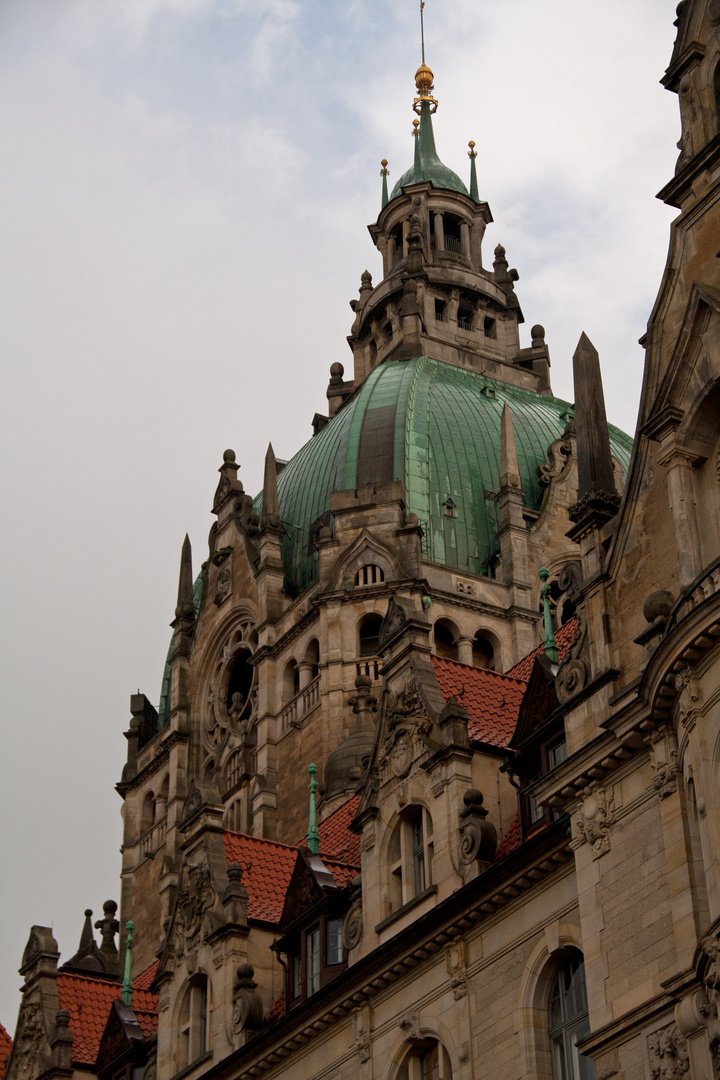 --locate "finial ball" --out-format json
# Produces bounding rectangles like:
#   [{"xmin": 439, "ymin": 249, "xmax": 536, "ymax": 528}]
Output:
[
  {"xmin": 355, "ymin": 673, "xmax": 372, "ymax": 690},
  {"xmin": 468, "ymin": 140, "xmax": 475, "ymax": 149},
  {"xmin": 223, "ymin": 449, "xmax": 236, "ymax": 463},
  {"xmin": 415, "ymin": 62, "xmax": 434, "ymax": 94},
  {"xmin": 463, "ymin": 788, "xmax": 484, "ymax": 808},
  {"xmin": 330, "ymin": 362, "xmax": 344, "ymax": 377},
  {"xmin": 381, "ymin": 158, "xmax": 388, "ymax": 168},
  {"xmin": 84, "ymin": 909, "xmax": 93, "ymax": 918},
  {"xmin": 531, "ymin": 324, "xmax": 545, "ymax": 341}
]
